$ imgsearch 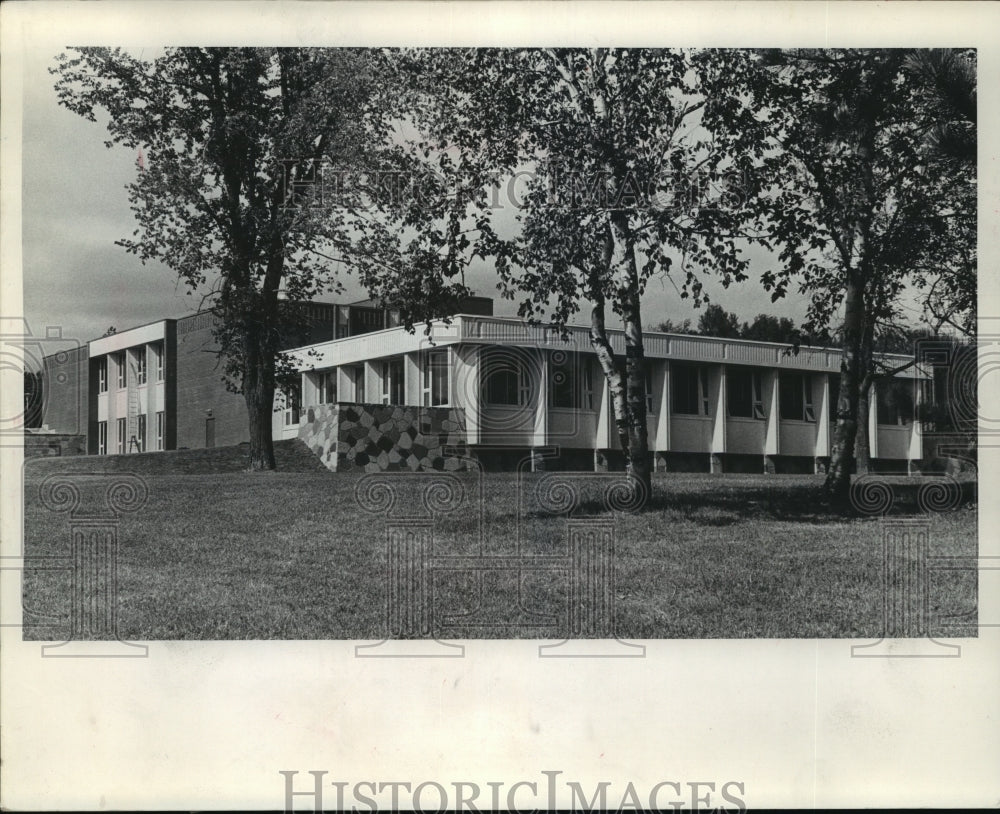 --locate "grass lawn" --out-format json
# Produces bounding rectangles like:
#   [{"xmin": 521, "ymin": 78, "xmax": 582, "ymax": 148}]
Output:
[{"xmin": 21, "ymin": 466, "xmax": 977, "ymax": 640}]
